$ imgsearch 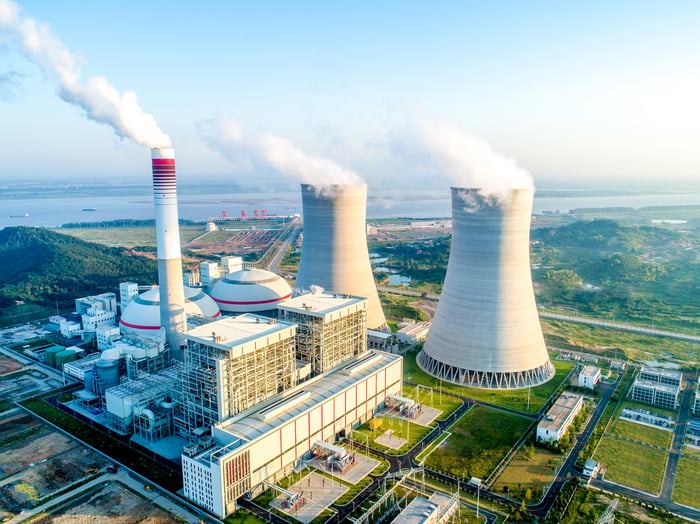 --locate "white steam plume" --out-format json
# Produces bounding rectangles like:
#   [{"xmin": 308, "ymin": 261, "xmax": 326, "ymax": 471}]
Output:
[
  {"xmin": 392, "ymin": 116, "xmax": 534, "ymax": 200},
  {"xmin": 0, "ymin": 0, "xmax": 170, "ymax": 148},
  {"xmin": 202, "ymin": 116, "xmax": 364, "ymax": 190}
]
